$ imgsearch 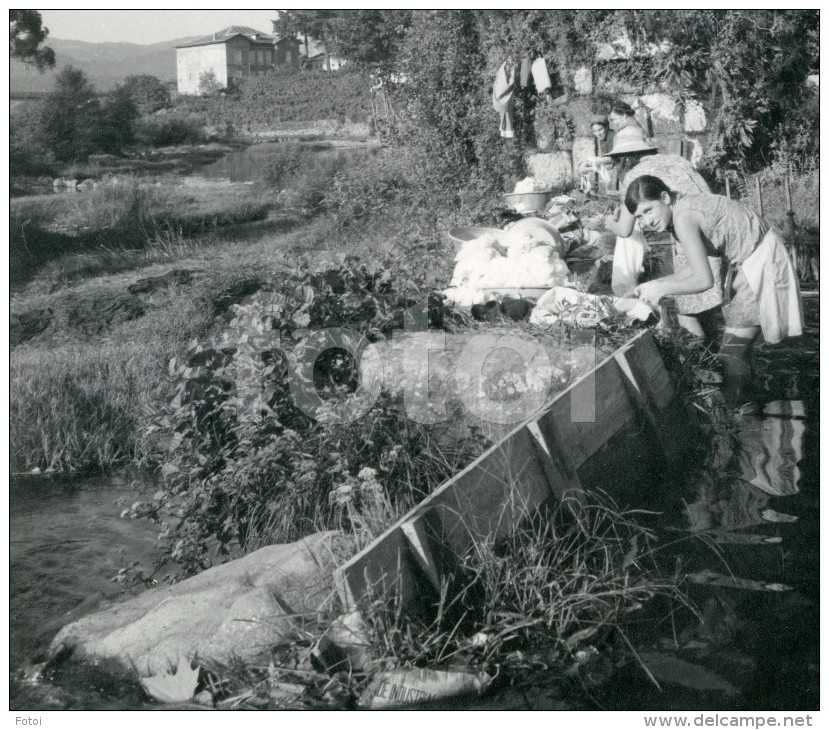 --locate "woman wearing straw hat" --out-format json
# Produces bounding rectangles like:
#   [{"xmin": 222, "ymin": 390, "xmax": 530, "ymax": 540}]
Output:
[{"xmin": 605, "ymin": 122, "xmax": 659, "ymax": 187}]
